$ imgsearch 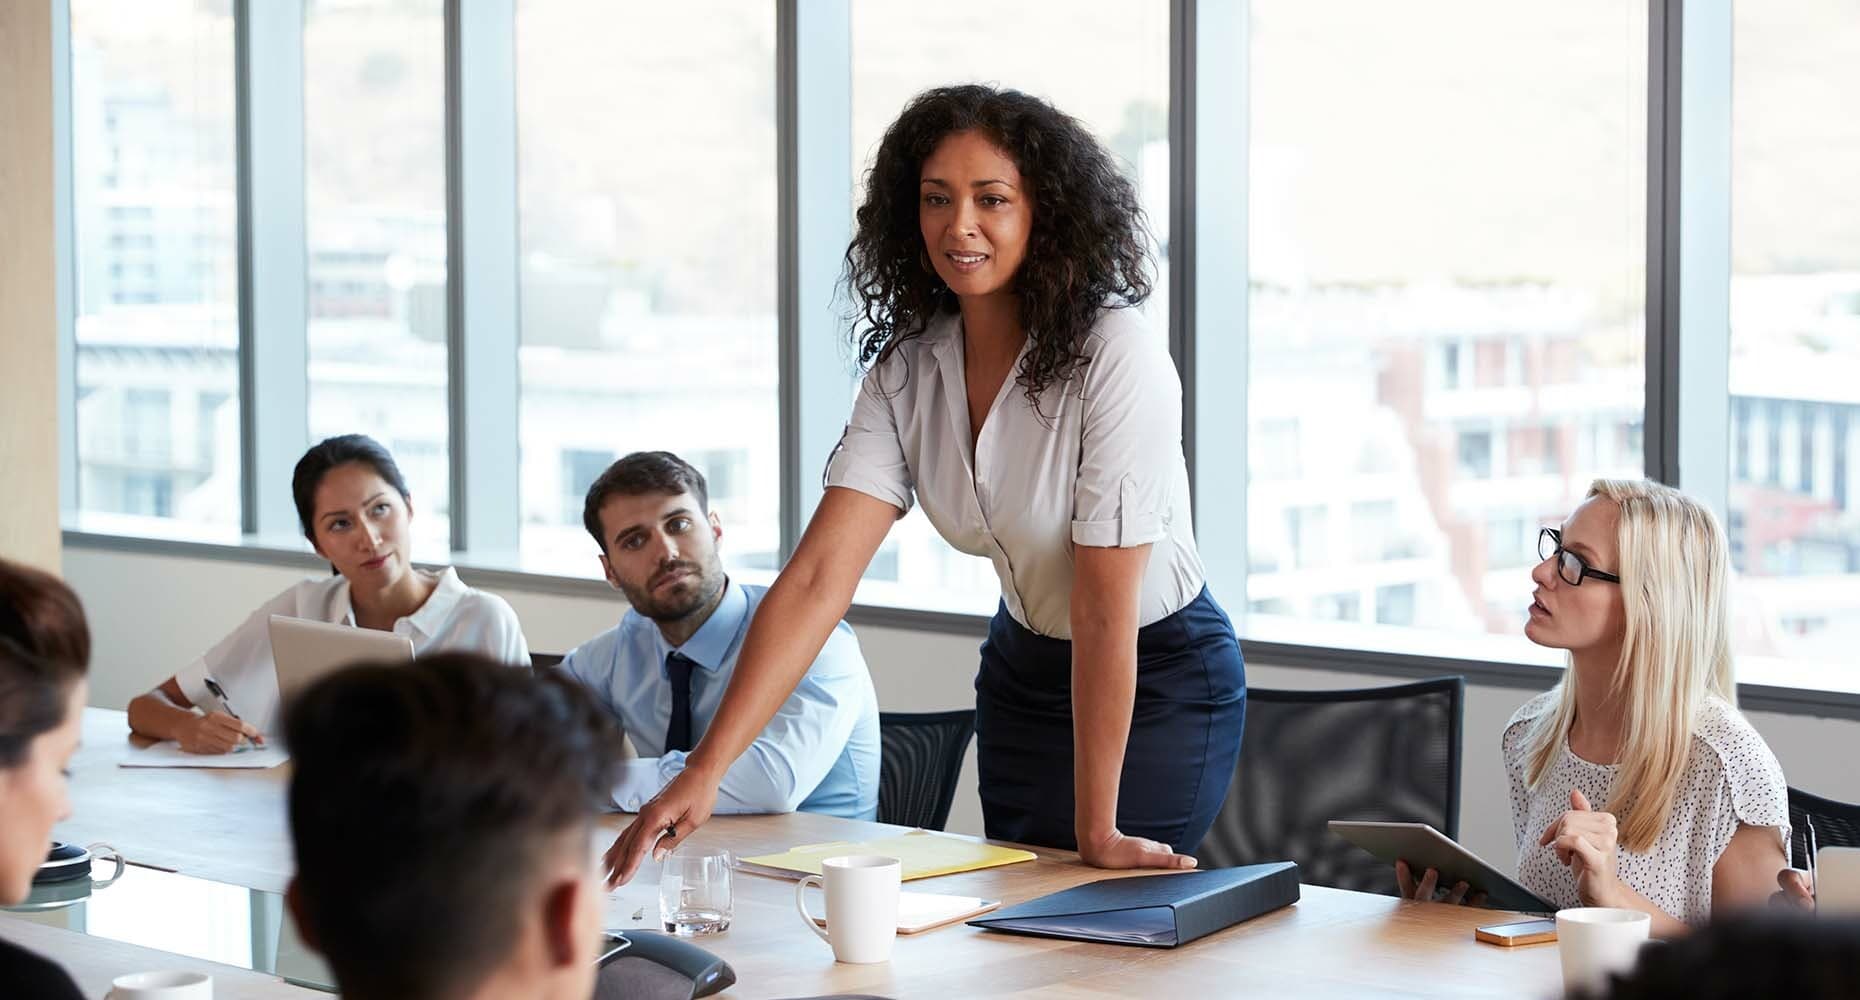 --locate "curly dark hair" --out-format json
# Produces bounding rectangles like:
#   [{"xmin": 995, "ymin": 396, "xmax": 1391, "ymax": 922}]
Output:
[{"xmin": 843, "ymin": 84, "xmax": 1153, "ymax": 408}]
